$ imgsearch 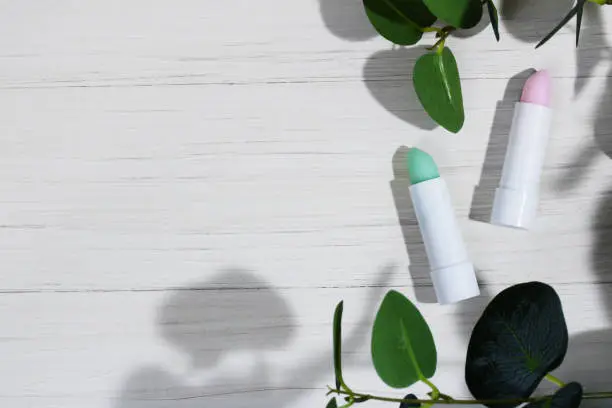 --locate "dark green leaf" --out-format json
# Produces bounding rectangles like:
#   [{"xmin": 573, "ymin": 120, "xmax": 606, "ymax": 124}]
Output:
[
  {"xmin": 400, "ymin": 394, "xmax": 421, "ymax": 408},
  {"xmin": 363, "ymin": 0, "xmax": 436, "ymax": 45},
  {"xmin": 486, "ymin": 0, "xmax": 500, "ymax": 41},
  {"xmin": 524, "ymin": 383, "xmax": 583, "ymax": 408},
  {"xmin": 536, "ymin": 6, "xmax": 579, "ymax": 48},
  {"xmin": 465, "ymin": 282, "xmax": 569, "ymax": 408},
  {"xmin": 576, "ymin": 0, "xmax": 587, "ymax": 46},
  {"xmin": 422, "ymin": 0, "xmax": 482, "ymax": 28},
  {"xmin": 371, "ymin": 290, "xmax": 437, "ymax": 388},
  {"xmin": 413, "ymin": 47, "xmax": 464, "ymax": 133},
  {"xmin": 333, "ymin": 301, "xmax": 344, "ymax": 390},
  {"xmin": 326, "ymin": 397, "xmax": 338, "ymax": 408}
]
